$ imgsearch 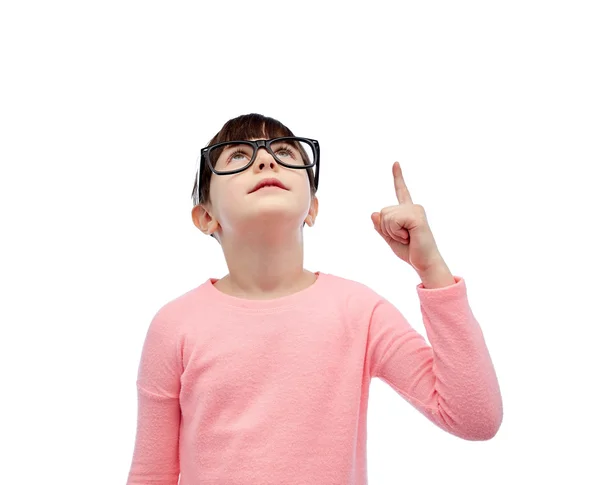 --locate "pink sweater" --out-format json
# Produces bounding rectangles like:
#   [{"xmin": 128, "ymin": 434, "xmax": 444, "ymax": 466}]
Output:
[{"xmin": 126, "ymin": 271, "xmax": 502, "ymax": 485}]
